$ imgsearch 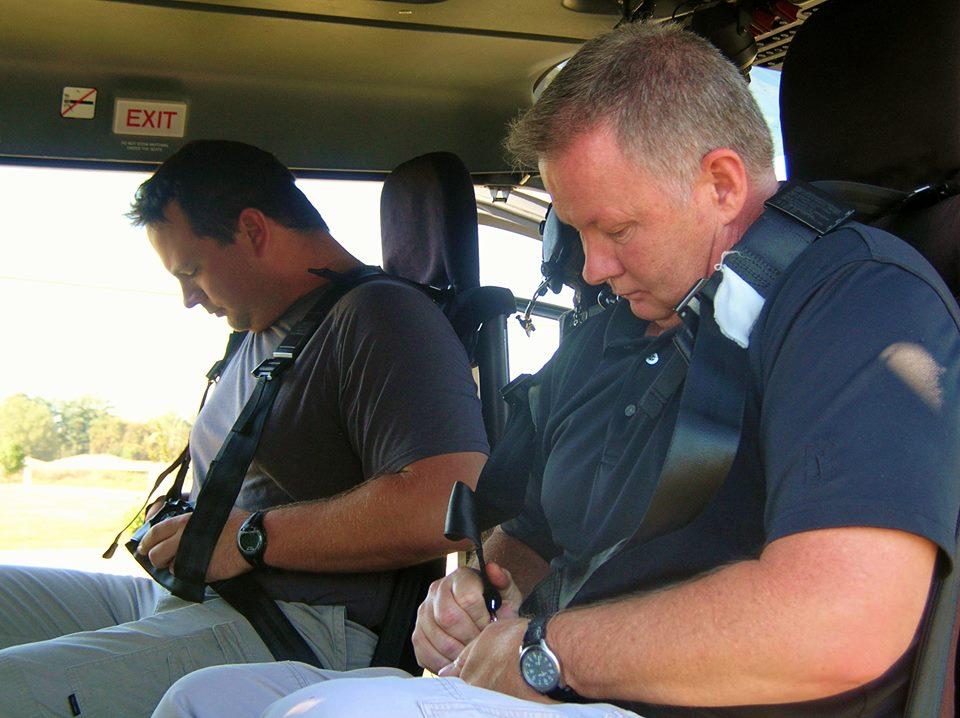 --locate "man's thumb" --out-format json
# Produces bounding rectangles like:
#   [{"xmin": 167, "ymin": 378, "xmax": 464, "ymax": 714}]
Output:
[{"xmin": 485, "ymin": 561, "xmax": 514, "ymax": 590}]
